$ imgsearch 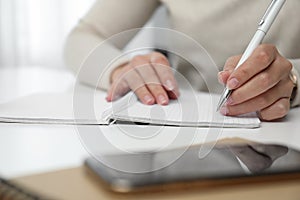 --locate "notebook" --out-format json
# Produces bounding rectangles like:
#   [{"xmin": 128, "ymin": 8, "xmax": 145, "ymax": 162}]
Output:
[
  {"xmin": 0, "ymin": 92, "xmax": 110, "ymax": 125},
  {"xmin": 103, "ymin": 90, "xmax": 260, "ymax": 128},
  {"xmin": 0, "ymin": 90, "xmax": 260, "ymax": 128}
]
